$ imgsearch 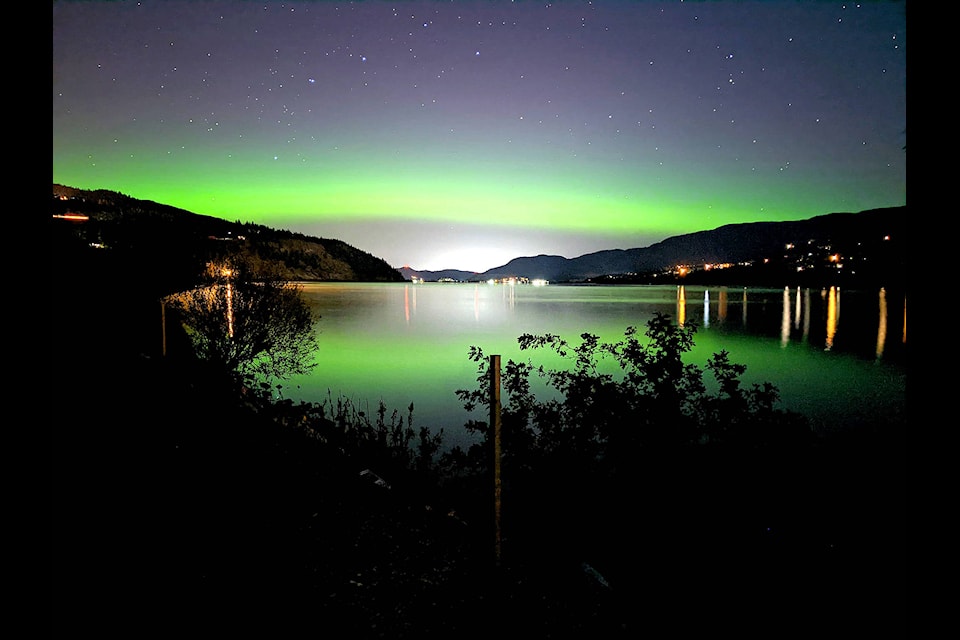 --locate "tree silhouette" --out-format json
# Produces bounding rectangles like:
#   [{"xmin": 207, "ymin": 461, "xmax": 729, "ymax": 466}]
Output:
[{"xmin": 170, "ymin": 258, "xmax": 319, "ymax": 382}]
